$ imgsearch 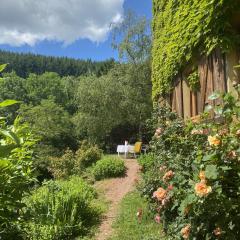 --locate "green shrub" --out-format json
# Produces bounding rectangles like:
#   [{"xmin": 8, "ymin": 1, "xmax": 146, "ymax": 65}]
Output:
[
  {"xmin": 49, "ymin": 148, "xmax": 75, "ymax": 179},
  {"xmin": 0, "ymin": 99, "xmax": 37, "ymax": 238},
  {"xmin": 75, "ymin": 140, "xmax": 102, "ymax": 169},
  {"xmin": 140, "ymin": 92, "xmax": 240, "ymax": 239},
  {"xmin": 24, "ymin": 176, "xmax": 102, "ymax": 240},
  {"xmin": 48, "ymin": 141, "xmax": 102, "ymax": 180},
  {"xmin": 138, "ymin": 153, "xmax": 155, "ymax": 173},
  {"xmin": 93, "ymin": 156, "xmax": 126, "ymax": 180}
]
